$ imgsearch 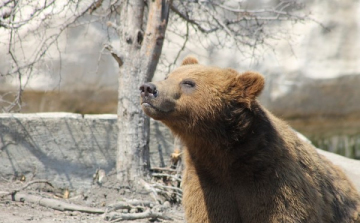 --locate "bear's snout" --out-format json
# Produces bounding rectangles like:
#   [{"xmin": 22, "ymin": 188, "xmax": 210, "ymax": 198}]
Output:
[{"xmin": 140, "ymin": 83, "xmax": 158, "ymax": 98}]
